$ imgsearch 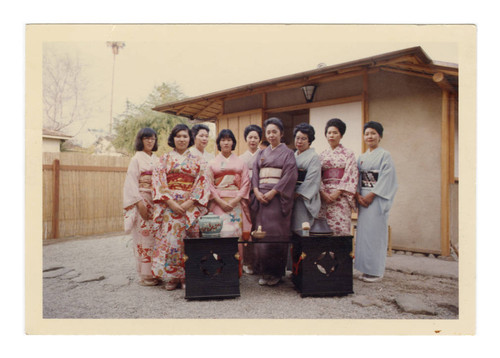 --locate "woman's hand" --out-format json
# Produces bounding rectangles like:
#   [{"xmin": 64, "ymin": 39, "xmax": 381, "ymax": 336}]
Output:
[
  {"xmin": 167, "ymin": 199, "xmax": 186, "ymax": 215},
  {"xmin": 180, "ymin": 199, "xmax": 194, "ymax": 212},
  {"xmin": 358, "ymin": 192, "xmax": 376, "ymax": 207},
  {"xmin": 217, "ymin": 198, "xmax": 234, "ymax": 212},
  {"xmin": 321, "ymin": 189, "xmax": 341, "ymax": 204},
  {"xmin": 137, "ymin": 201, "xmax": 150, "ymax": 220},
  {"xmin": 262, "ymin": 189, "xmax": 278, "ymax": 202},
  {"xmin": 254, "ymin": 188, "xmax": 269, "ymax": 204}
]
